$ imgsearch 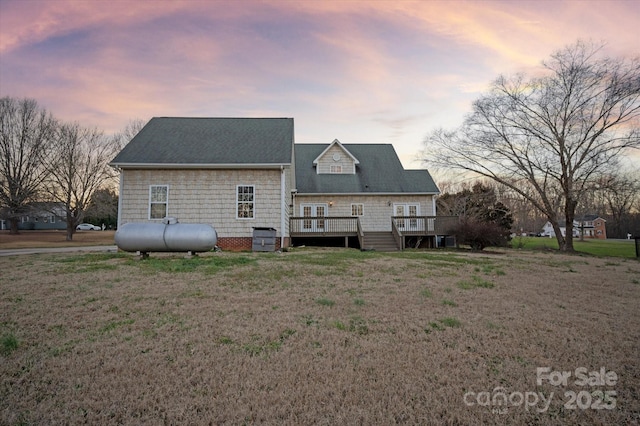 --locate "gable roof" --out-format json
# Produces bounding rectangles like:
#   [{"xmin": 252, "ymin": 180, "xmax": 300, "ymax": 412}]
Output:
[
  {"xmin": 313, "ymin": 139, "xmax": 360, "ymax": 166},
  {"xmin": 110, "ymin": 117, "xmax": 294, "ymax": 168},
  {"xmin": 576, "ymin": 214, "xmax": 606, "ymax": 222},
  {"xmin": 295, "ymin": 143, "xmax": 439, "ymax": 194}
]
